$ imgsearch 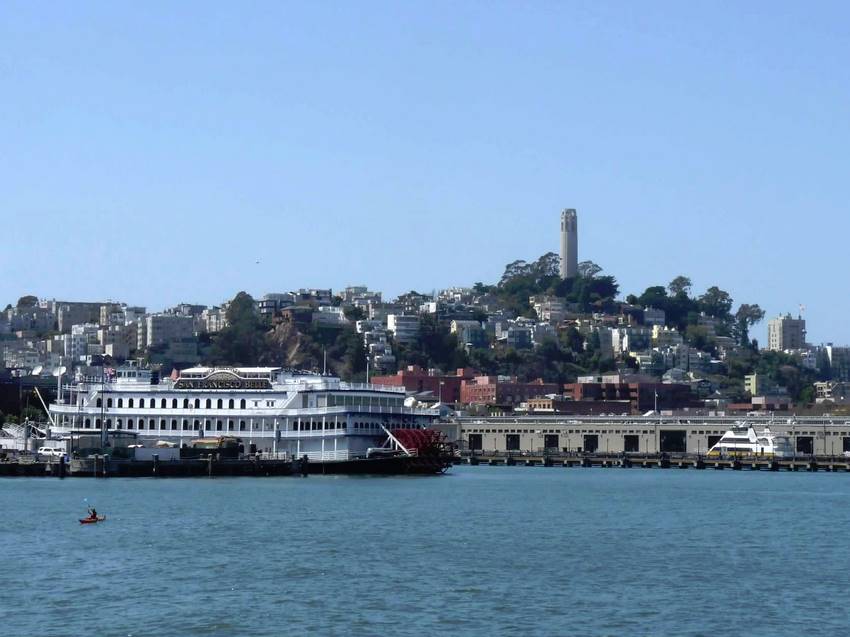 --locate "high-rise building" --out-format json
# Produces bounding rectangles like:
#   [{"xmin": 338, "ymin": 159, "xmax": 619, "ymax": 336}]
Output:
[
  {"xmin": 560, "ymin": 208, "xmax": 578, "ymax": 278},
  {"xmin": 767, "ymin": 314, "xmax": 806, "ymax": 351}
]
